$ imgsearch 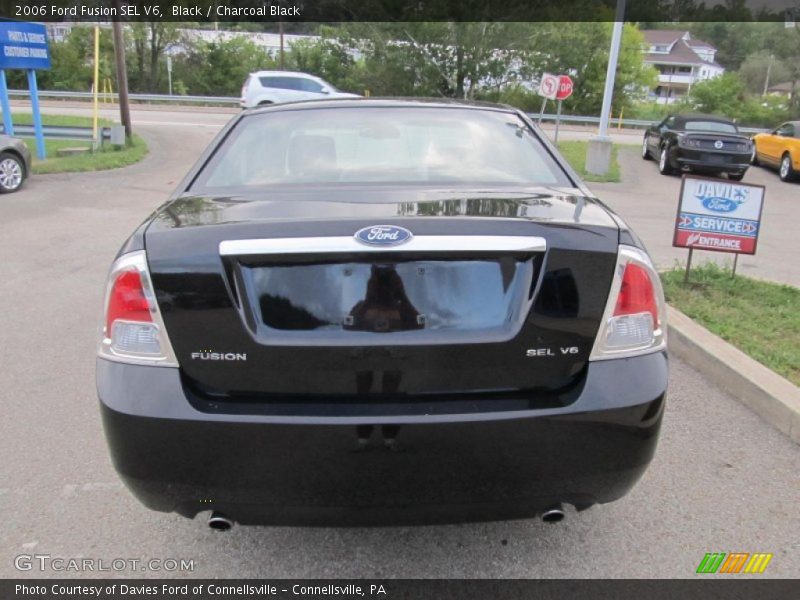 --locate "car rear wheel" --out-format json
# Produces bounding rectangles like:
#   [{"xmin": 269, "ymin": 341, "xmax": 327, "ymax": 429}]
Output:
[
  {"xmin": 727, "ymin": 171, "xmax": 745, "ymax": 181},
  {"xmin": 779, "ymin": 154, "xmax": 796, "ymax": 182},
  {"xmin": 0, "ymin": 153, "xmax": 24, "ymax": 193},
  {"xmin": 641, "ymin": 135, "xmax": 652, "ymax": 160},
  {"xmin": 658, "ymin": 146, "xmax": 674, "ymax": 175}
]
